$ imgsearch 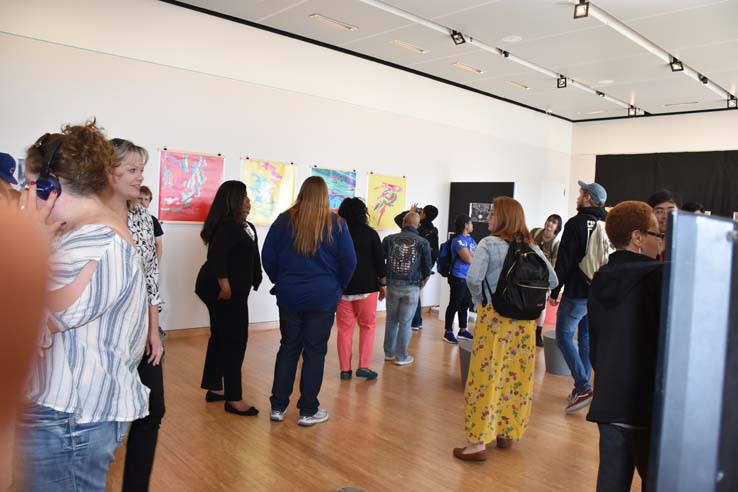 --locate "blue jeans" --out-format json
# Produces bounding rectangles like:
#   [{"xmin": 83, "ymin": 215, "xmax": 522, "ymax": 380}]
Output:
[
  {"xmin": 270, "ymin": 306, "xmax": 336, "ymax": 416},
  {"xmin": 15, "ymin": 403, "xmax": 129, "ymax": 492},
  {"xmin": 411, "ymin": 298, "xmax": 422, "ymax": 328},
  {"xmin": 555, "ymin": 296, "xmax": 592, "ymax": 393},
  {"xmin": 384, "ymin": 284, "xmax": 420, "ymax": 361}
]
